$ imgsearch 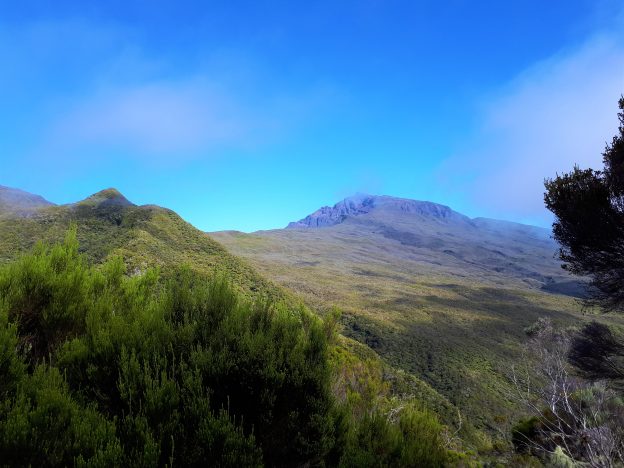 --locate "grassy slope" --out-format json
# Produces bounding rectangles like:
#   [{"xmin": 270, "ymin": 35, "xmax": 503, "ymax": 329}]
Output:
[
  {"xmin": 0, "ymin": 189, "xmax": 467, "ymax": 449},
  {"xmin": 0, "ymin": 191, "xmax": 283, "ymax": 302},
  {"xmin": 4, "ymin": 187, "xmax": 613, "ymax": 453},
  {"xmin": 212, "ymin": 222, "xmax": 619, "ymax": 447}
]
